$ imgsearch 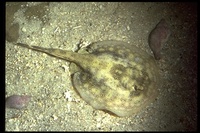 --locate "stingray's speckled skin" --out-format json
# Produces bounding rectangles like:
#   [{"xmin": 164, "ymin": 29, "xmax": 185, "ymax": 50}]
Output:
[{"xmin": 14, "ymin": 40, "xmax": 160, "ymax": 117}]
